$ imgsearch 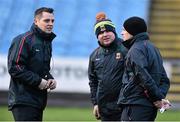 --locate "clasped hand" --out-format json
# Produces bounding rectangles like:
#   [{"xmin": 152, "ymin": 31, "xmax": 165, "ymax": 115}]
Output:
[{"xmin": 38, "ymin": 79, "xmax": 57, "ymax": 90}]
